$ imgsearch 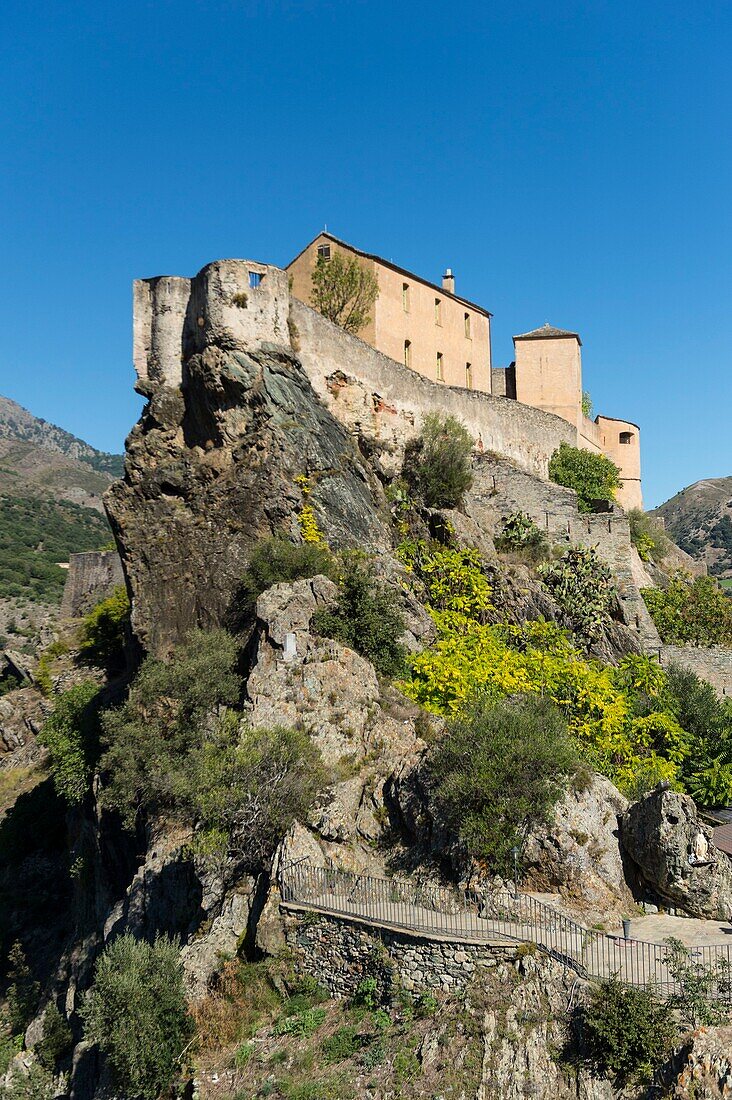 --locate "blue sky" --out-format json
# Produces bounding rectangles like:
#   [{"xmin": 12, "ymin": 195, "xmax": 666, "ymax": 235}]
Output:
[{"xmin": 1, "ymin": 0, "xmax": 730, "ymax": 508}]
